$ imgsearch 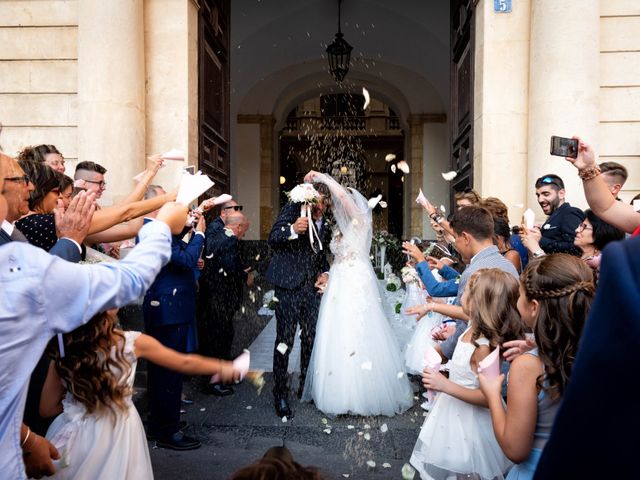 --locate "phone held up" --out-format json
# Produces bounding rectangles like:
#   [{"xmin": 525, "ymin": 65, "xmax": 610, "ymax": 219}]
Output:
[{"xmin": 550, "ymin": 136, "xmax": 578, "ymax": 159}]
